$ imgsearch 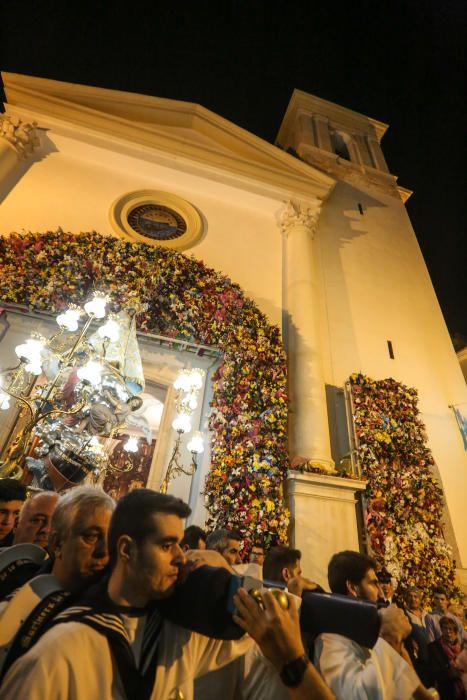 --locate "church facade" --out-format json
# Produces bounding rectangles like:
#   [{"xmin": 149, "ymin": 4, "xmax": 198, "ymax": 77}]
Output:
[{"xmin": 0, "ymin": 73, "xmax": 465, "ymax": 590}]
